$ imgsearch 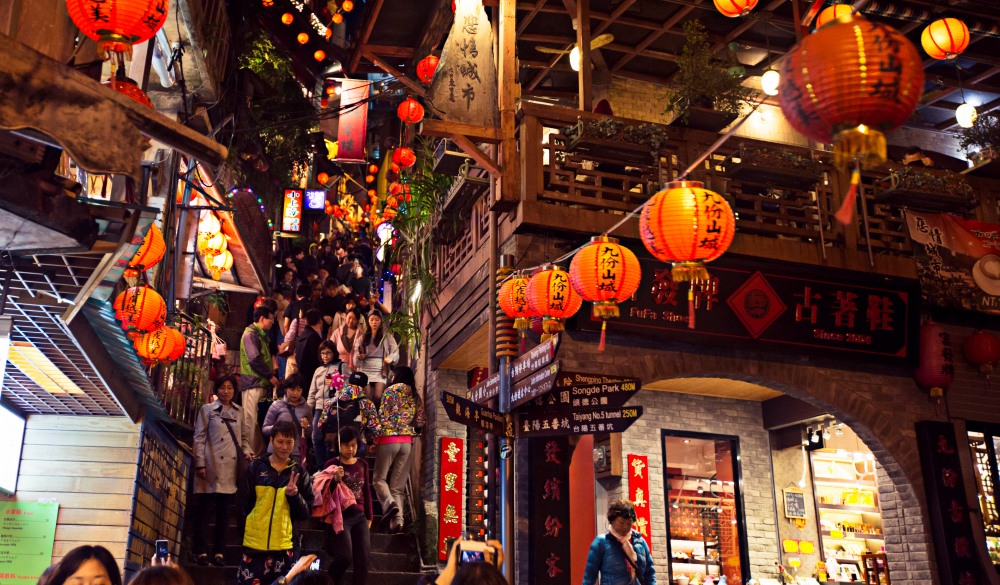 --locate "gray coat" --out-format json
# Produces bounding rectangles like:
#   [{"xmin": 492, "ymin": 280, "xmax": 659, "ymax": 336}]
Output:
[
  {"xmin": 262, "ymin": 398, "xmax": 312, "ymax": 456},
  {"xmin": 192, "ymin": 400, "xmax": 245, "ymax": 494}
]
